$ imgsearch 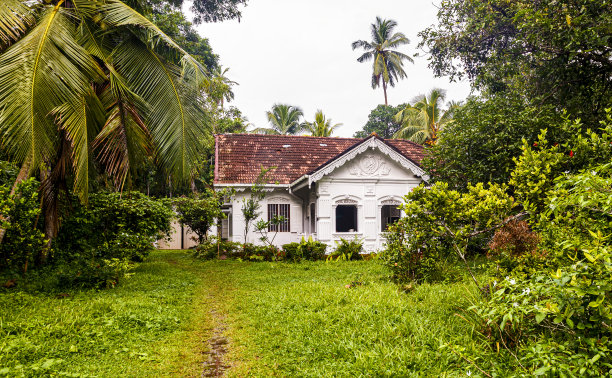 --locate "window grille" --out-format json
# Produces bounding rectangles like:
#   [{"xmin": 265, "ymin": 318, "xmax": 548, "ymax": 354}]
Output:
[{"xmin": 268, "ymin": 204, "xmax": 290, "ymax": 232}]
